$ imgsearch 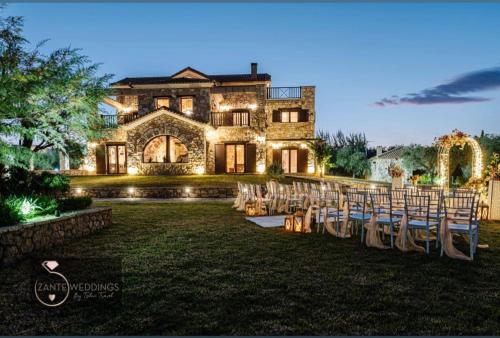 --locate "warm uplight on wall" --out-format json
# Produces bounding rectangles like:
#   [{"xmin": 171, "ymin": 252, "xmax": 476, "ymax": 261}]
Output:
[
  {"xmin": 255, "ymin": 136, "xmax": 266, "ymax": 143},
  {"xmin": 271, "ymin": 143, "xmax": 282, "ymax": 149},
  {"xmin": 75, "ymin": 188, "xmax": 83, "ymax": 195},
  {"xmin": 84, "ymin": 164, "xmax": 96, "ymax": 172},
  {"xmin": 194, "ymin": 166, "xmax": 205, "ymax": 175},
  {"xmin": 122, "ymin": 106, "xmax": 132, "ymax": 114},
  {"xmin": 206, "ymin": 130, "xmax": 217, "ymax": 140},
  {"xmin": 257, "ymin": 163, "xmax": 265, "ymax": 174},
  {"xmin": 184, "ymin": 109, "xmax": 193, "ymax": 116},
  {"xmin": 370, "ymin": 184, "xmax": 376, "ymax": 189},
  {"xmin": 88, "ymin": 142, "xmax": 97, "ymax": 149},
  {"xmin": 307, "ymin": 165, "xmax": 315, "ymax": 174},
  {"xmin": 185, "ymin": 187, "xmax": 192, "ymax": 193},
  {"xmin": 300, "ymin": 143, "xmax": 308, "ymax": 149},
  {"xmin": 128, "ymin": 187, "xmax": 135, "ymax": 195},
  {"xmin": 248, "ymin": 103, "xmax": 258, "ymax": 110},
  {"xmin": 220, "ymin": 104, "xmax": 231, "ymax": 112},
  {"xmin": 128, "ymin": 166, "xmax": 139, "ymax": 175}
]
